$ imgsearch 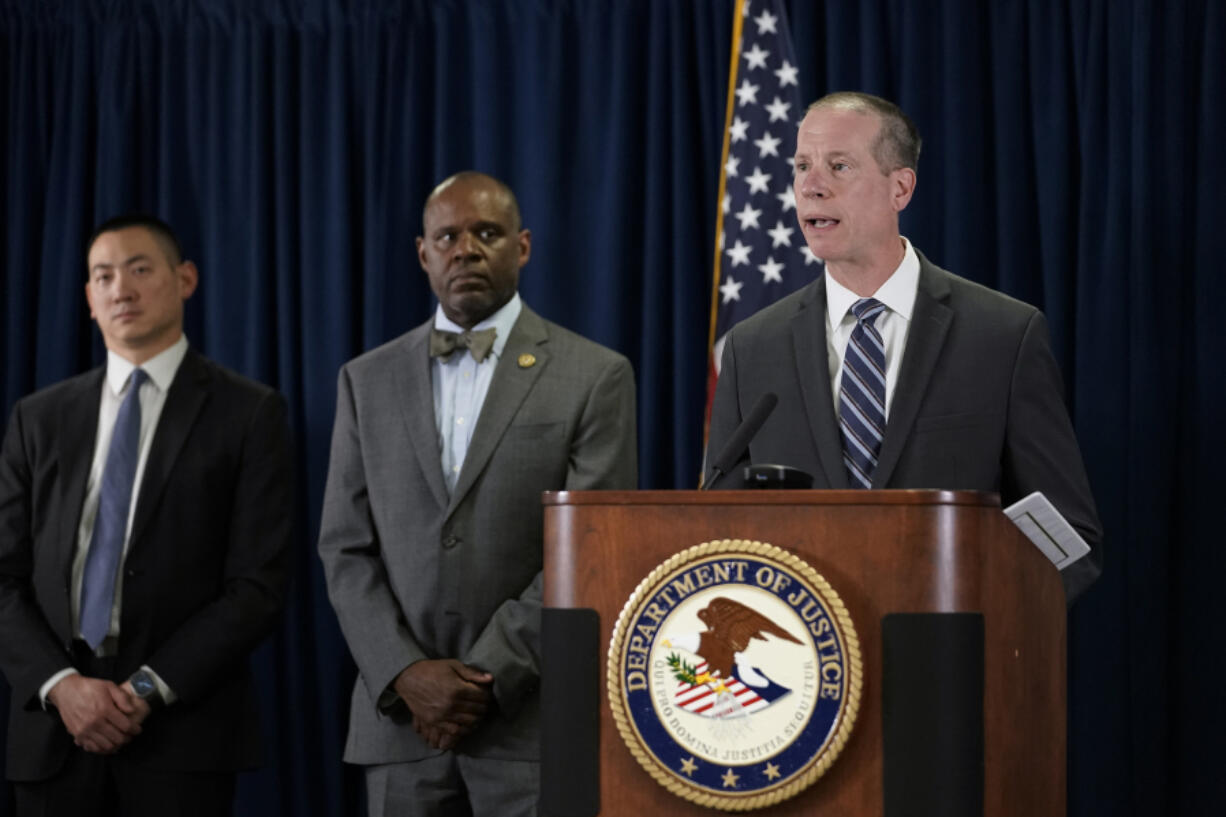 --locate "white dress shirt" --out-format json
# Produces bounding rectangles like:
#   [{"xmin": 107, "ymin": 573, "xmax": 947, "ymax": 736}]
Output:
[
  {"xmin": 40, "ymin": 335, "xmax": 188, "ymax": 705},
  {"xmin": 825, "ymin": 238, "xmax": 921, "ymax": 421}
]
